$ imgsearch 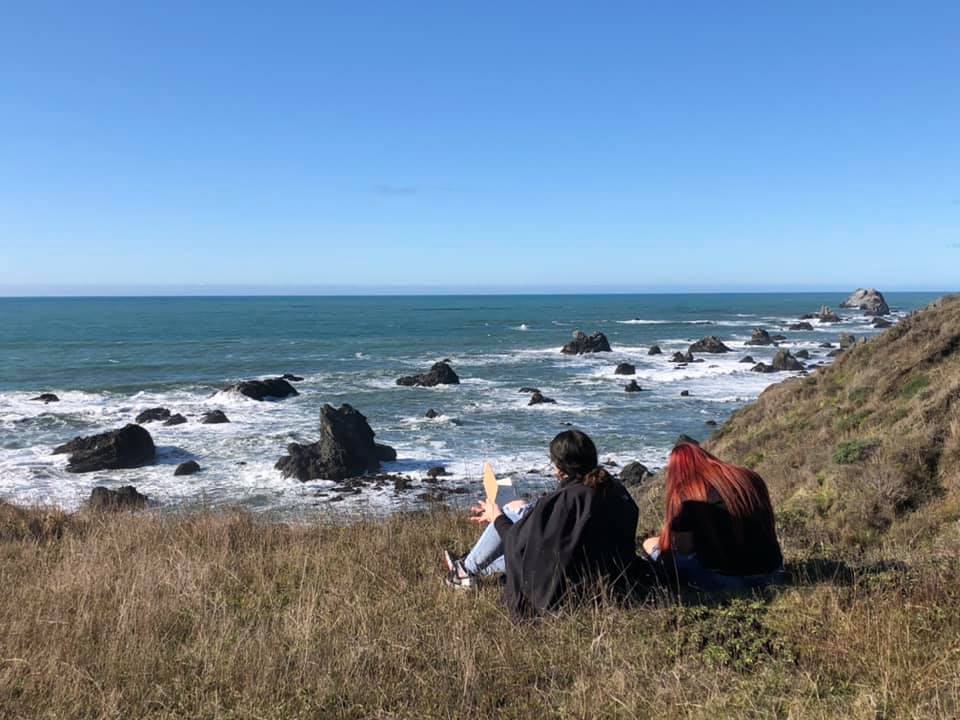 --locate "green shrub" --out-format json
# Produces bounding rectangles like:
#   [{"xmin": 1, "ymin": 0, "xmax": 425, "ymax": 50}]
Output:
[
  {"xmin": 900, "ymin": 374, "xmax": 930, "ymax": 400},
  {"xmin": 834, "ymin": 440, "xmax": 872, "ymax": 465},
  {"xmin": 848, "ymin": 387, "xmax": 872, "ymax": 406}
]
